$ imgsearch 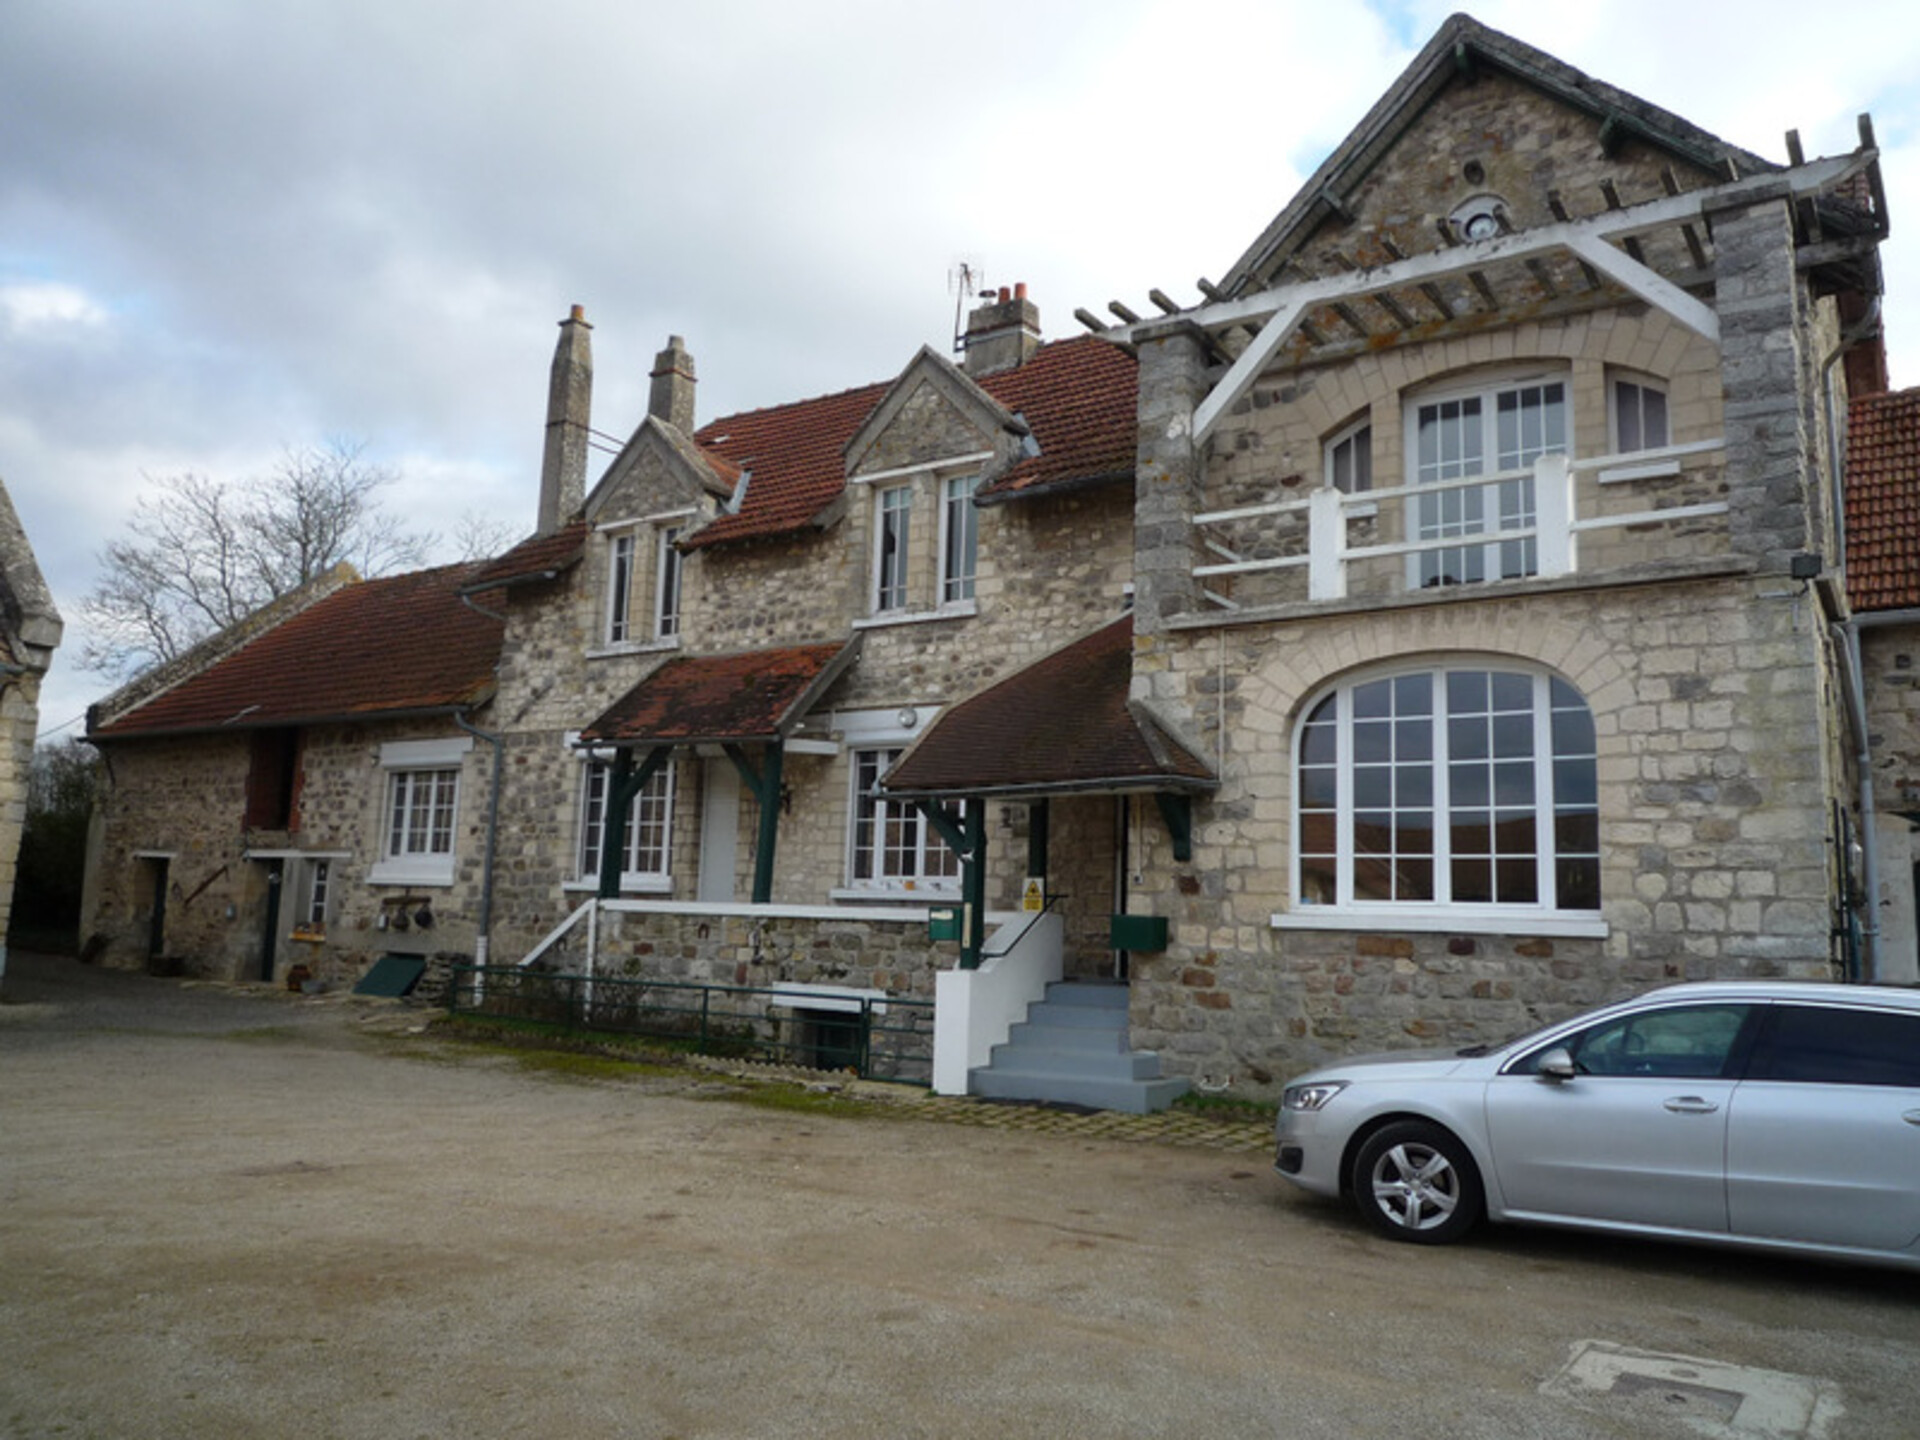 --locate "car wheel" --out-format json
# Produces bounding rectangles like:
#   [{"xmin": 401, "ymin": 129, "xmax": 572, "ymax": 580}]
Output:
[{"xmin": 1350, "ymin": 1121, "xmax": 1482, "ymax": 1245}]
